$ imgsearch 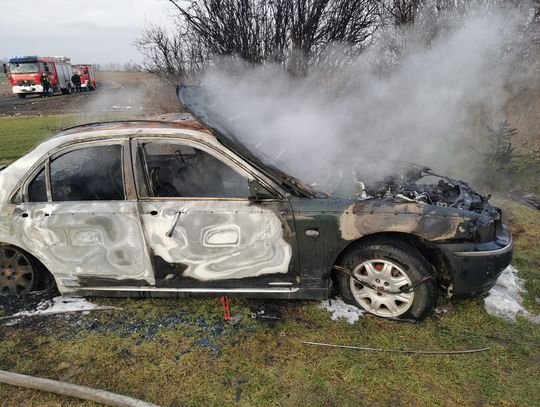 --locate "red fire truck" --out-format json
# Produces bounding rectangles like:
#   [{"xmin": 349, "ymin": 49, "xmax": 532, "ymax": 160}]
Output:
[
  {"xmin": 8, "ymin": 56, "xmax": 74, "ymax": 98},
  {"xmin": 72, "ymin": 64, "xmax": 97, "ymax": 91}
]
